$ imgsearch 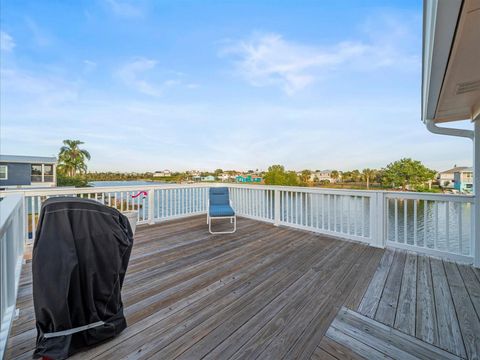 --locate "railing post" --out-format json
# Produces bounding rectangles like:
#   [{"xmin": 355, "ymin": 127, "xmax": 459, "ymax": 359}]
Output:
[
  {"xmin": 274, "ymin": 189, "xmax": 281, "ymax": 226},
  {"xmin": 371, "ymin": 192, "xmax": 386, "ymax": 248},
  {"xmin": 473, "ymin": 118, "xmax": 480, "ymax": 267},
  {"xmin": 148, "ymin": 188, "xmax": 155, "ymax": 225}
]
